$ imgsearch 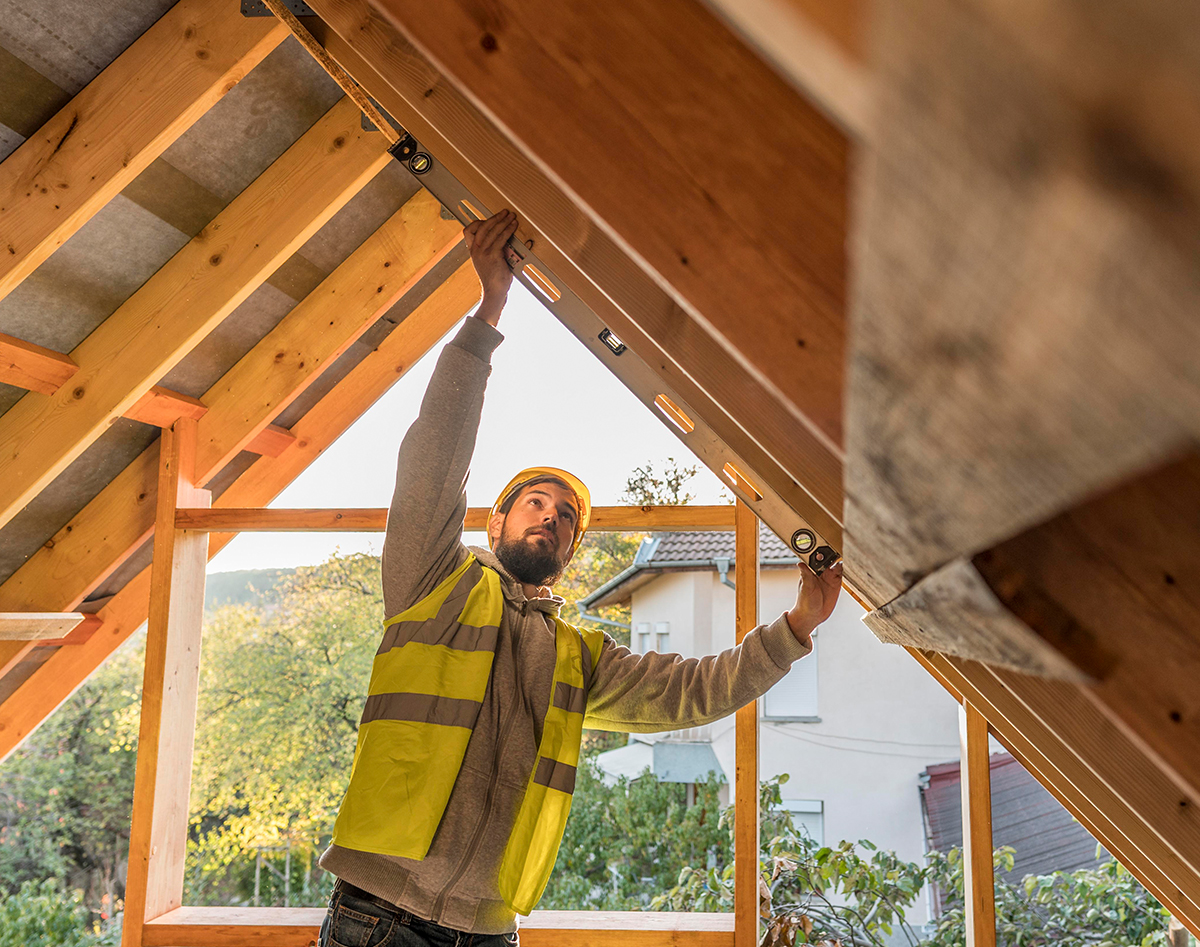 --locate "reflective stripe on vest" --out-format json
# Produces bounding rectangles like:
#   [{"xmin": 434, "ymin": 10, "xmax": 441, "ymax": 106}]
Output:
[{"xmin": 331, "ymin": 554, "xmax": 606, "ymax": 915}]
